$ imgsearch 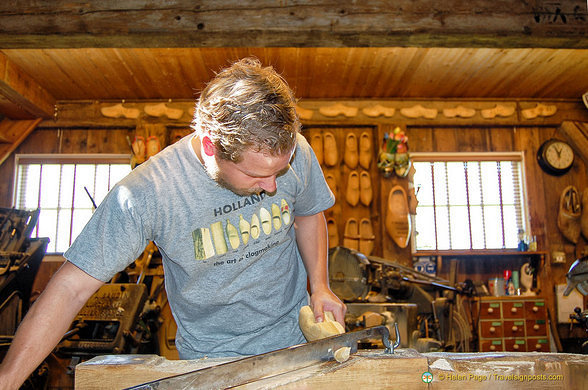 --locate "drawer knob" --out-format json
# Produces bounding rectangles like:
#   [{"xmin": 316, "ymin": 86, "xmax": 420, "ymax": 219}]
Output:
[
  {"xmin": 534, "ymin": 324, "xmax": 540, "ymax": 331},
  {"xmin": 533, "ymin": 306, "xmax": 539, "ymax": 312},
  {"xmin": 488, "ymin": 308, "xmax": 494, "ymax": 314},
  {"xmin": 513, "ymin": 344, "xmax": 520, "ymax": 350},
  {"xmin": 512, "ymin": 325, "xmax": 518, "ymax": 332},
  {"xmin": 535, "ymin": 343, "xmax": 541, "ymax": 350},
  {"xmin": 490, "ymin": 345, "xmax": 496, "ymax": 351},
  {"xmin": 511, "ymin": 307, "xmax": 517, "ymax": 313},
  {"xmin": 490, "ymin": 326, "xmax": 496, "ymax": 333}
]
